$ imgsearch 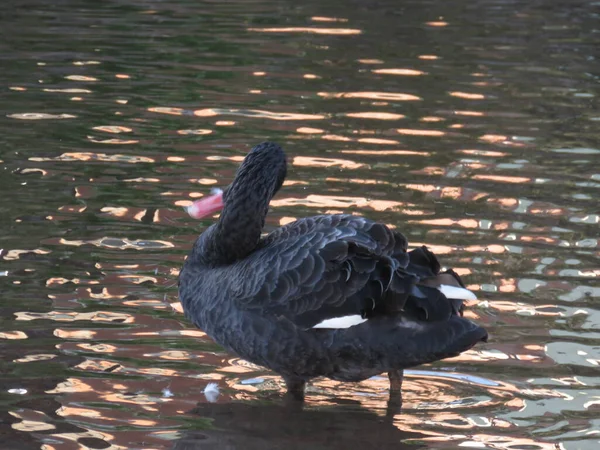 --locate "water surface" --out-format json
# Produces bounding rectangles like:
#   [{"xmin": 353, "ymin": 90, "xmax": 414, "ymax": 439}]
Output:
[{"xmin": 1, "ymin": 0, "xmax": 599, "ymax": 449}]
